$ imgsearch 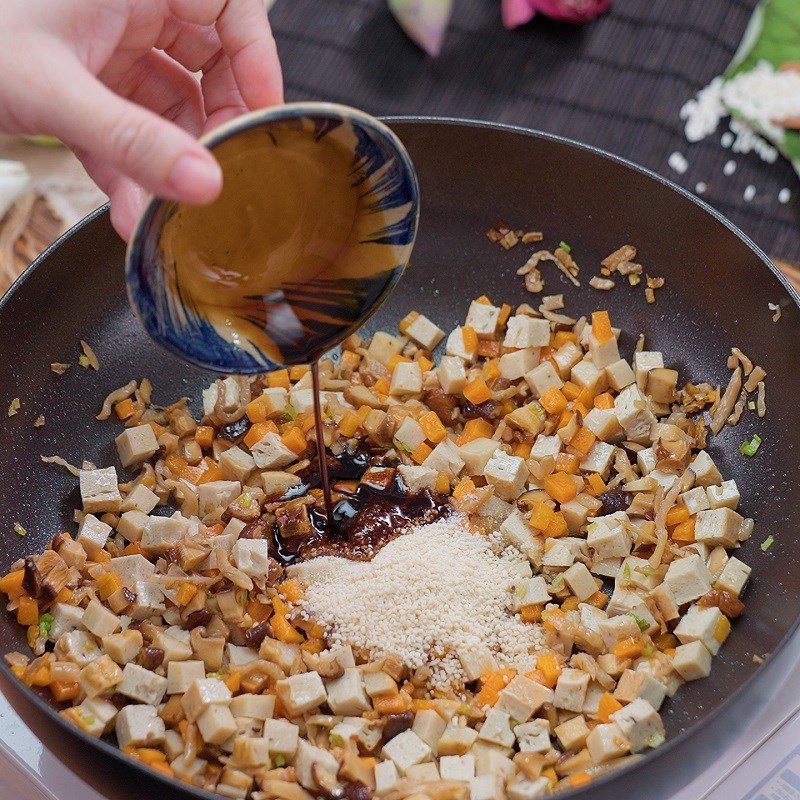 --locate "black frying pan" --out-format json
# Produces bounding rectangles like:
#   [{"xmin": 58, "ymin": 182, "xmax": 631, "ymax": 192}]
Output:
[{"xmin": 1, "ymin": 119, "xmax": 798, "ymax": 800}]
